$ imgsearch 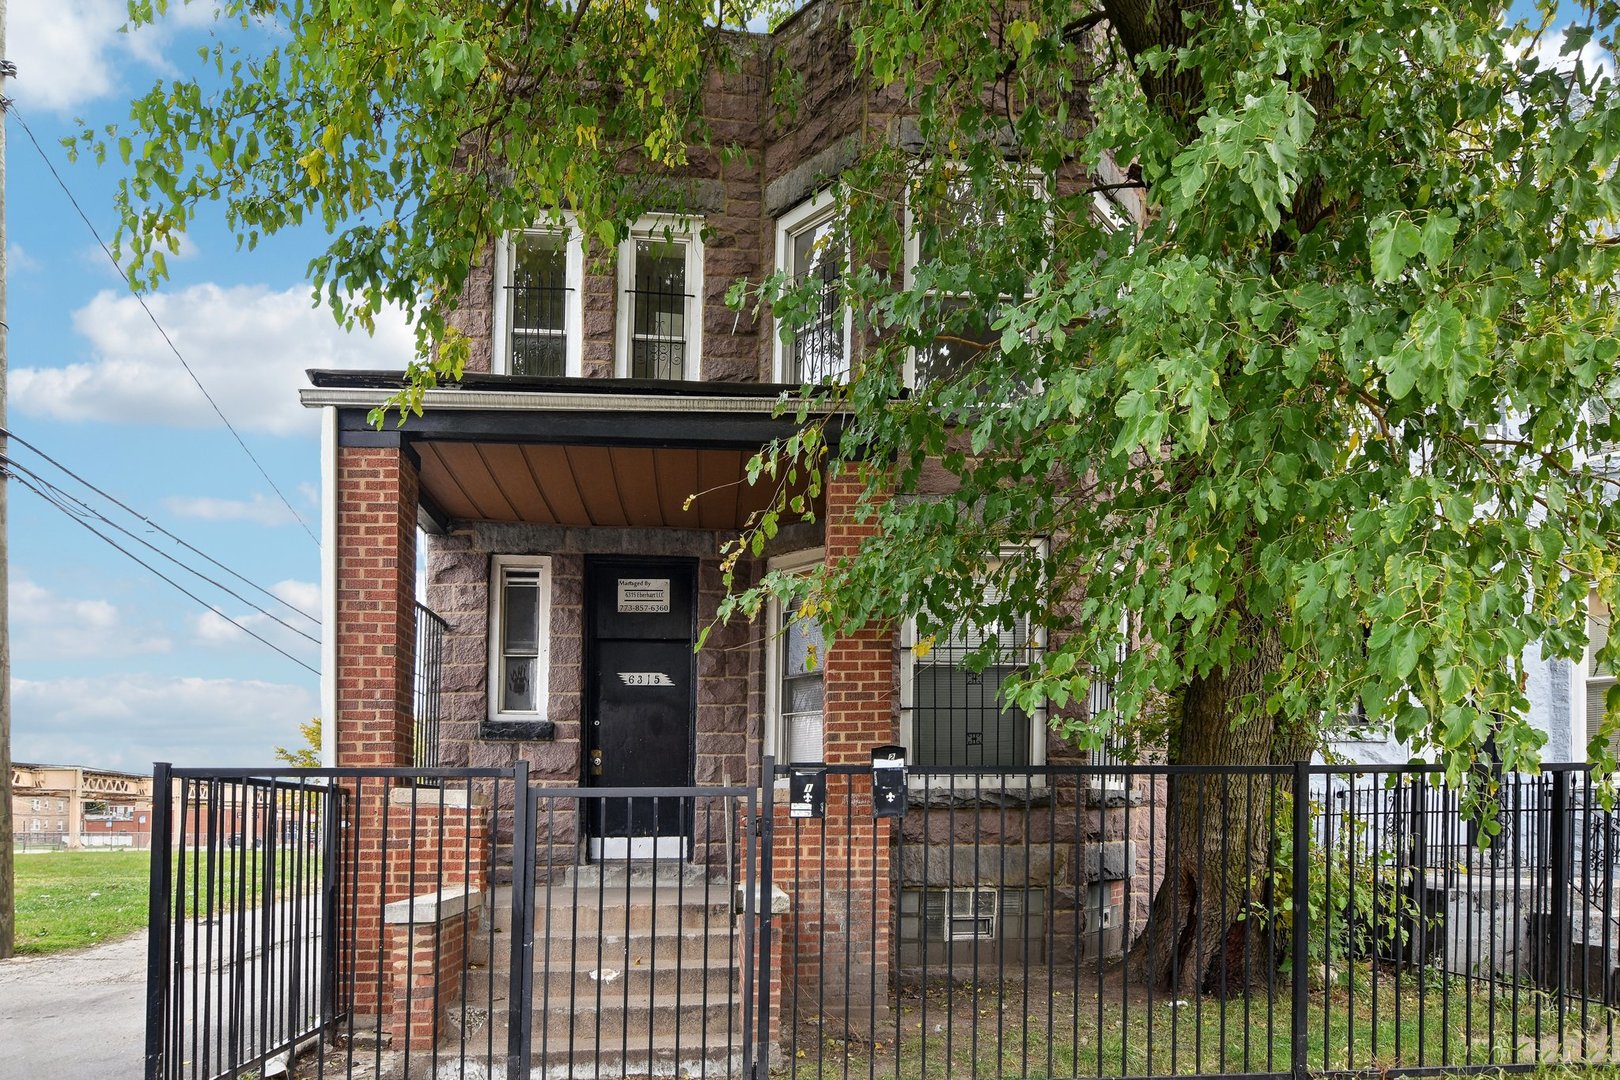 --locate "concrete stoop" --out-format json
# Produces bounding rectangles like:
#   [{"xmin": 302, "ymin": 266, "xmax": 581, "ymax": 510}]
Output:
[{"xmin": 407, "ymin": 866, "xmax": 753, "ymax": 1080}]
